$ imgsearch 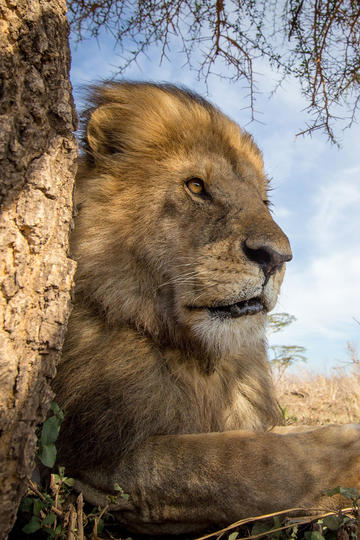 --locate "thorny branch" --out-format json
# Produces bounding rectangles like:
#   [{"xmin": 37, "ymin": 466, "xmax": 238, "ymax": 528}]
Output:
[{"xmin": 67, "ymin": 0, "xmax": 360, "ymax": 143}]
